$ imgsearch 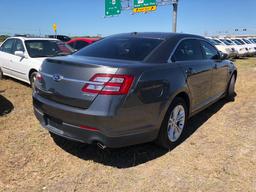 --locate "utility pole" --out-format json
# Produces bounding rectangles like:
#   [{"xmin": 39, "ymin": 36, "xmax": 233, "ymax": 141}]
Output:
[{"xmin": 172, "ymin": 0, "xmax": 178, "ymax": 32}]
